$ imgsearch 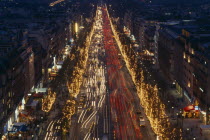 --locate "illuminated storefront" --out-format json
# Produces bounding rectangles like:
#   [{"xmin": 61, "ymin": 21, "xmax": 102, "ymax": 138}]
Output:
[
  {"xmin": 3, "ymin": 97, "xmax": 25, "ymax": 137},
  {"xmin": 183, "ymin": 105, "xmax": 199, "ymax": 118}
]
